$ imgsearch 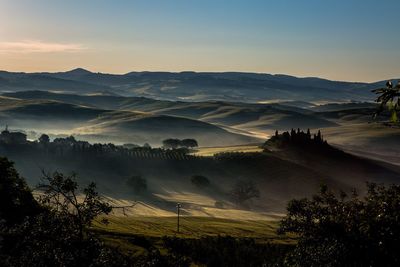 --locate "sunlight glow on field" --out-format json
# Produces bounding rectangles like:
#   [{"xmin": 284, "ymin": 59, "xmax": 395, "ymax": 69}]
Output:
[{"xmin": 192, "ymin": 145, "xmax": 263, "ymax": 156}]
